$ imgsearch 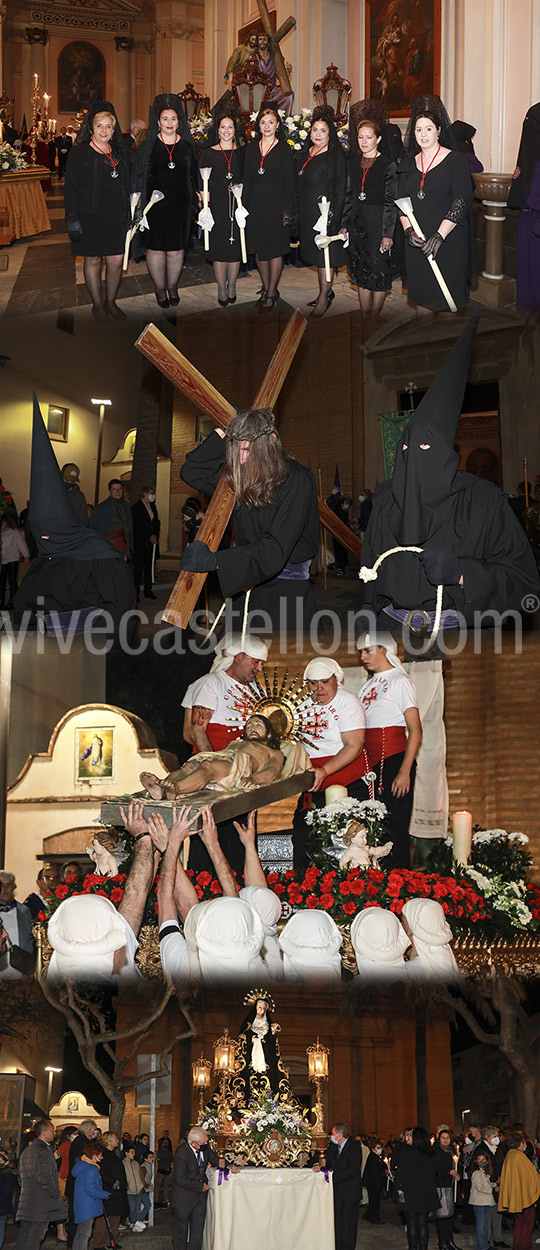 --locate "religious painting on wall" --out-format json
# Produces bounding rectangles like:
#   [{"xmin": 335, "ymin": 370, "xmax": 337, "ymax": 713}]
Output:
[
  {"xmin": 75, "ymin": 727, "xmax": 115, "ymax": 783},
  {"xmin": 58, "ymin": 42, "xmax": 105, "ymax": 113},
  {"xmin": 365, "ymin": 0, "xmax": 441, "ymax": 117}
]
